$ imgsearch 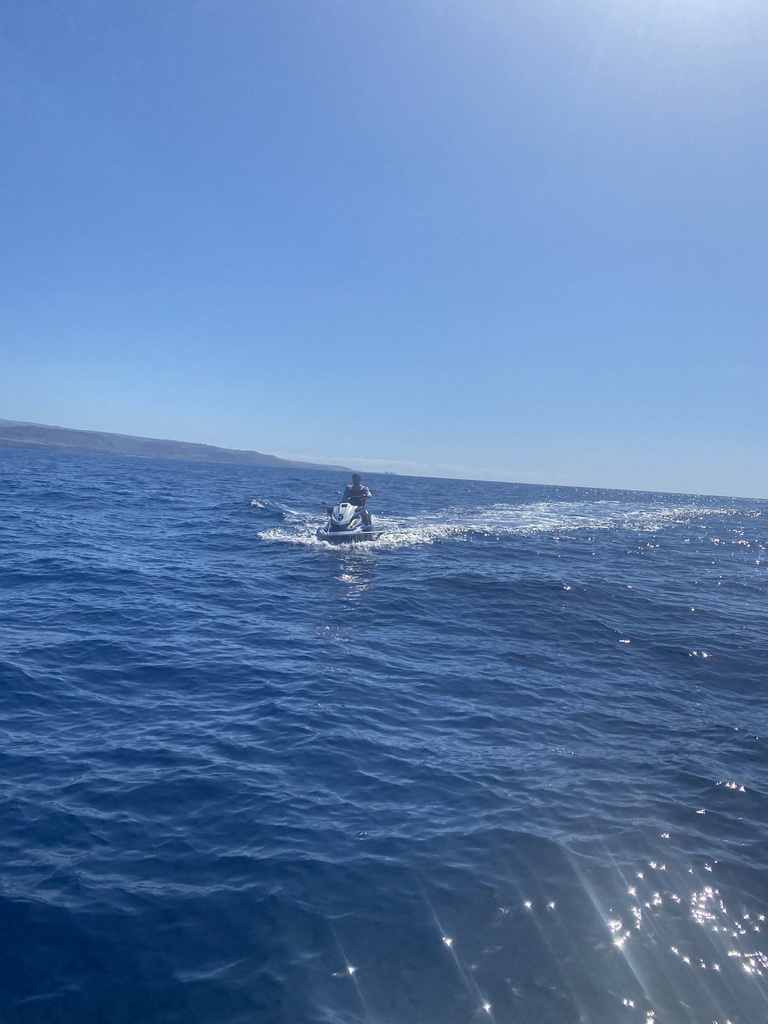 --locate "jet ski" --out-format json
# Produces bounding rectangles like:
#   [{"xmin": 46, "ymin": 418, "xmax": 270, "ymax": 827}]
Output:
[{"xmin": 316, "ymin": 502, "xmax": 384, "ymax": 543}]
